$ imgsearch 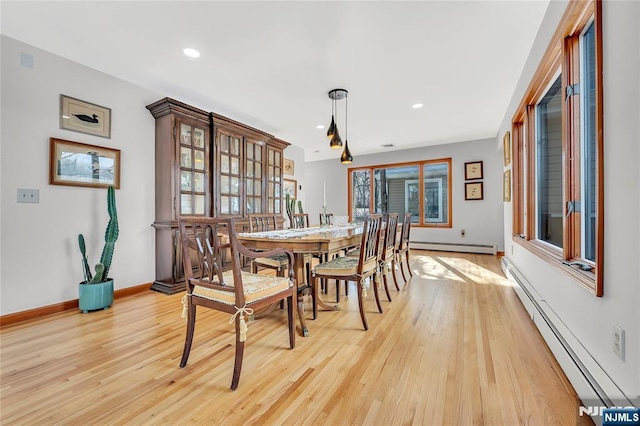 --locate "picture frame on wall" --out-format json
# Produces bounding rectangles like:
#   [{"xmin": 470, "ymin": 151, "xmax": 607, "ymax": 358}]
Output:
[
  {"xmin": 49, "ymin": 137, "xmax": 121, "ymax": 188},
  {"xmin": 503, "ymin": 131, "xmax": 511, "ymax": 166},
  {"xmin": 464, "ymin": 161, "xmax": 483, "ymax": 180},
  {"xmin": 283, "ymin": 178, "xmax": 297, "ymax": 199},
  {"xmin": 283, "ymin": 158, "xmax": 294, "ymax": 175},
  {"xmin": 60, "ymin": 94, "xmax": 111, "ymax": 138},
  {"xmin": 503, "ymin": 170, "xmax": 511, "ymax": 202},
  {"xmin": 465, "ymin": 182, "xmax": 483, "ymax": 200}
]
